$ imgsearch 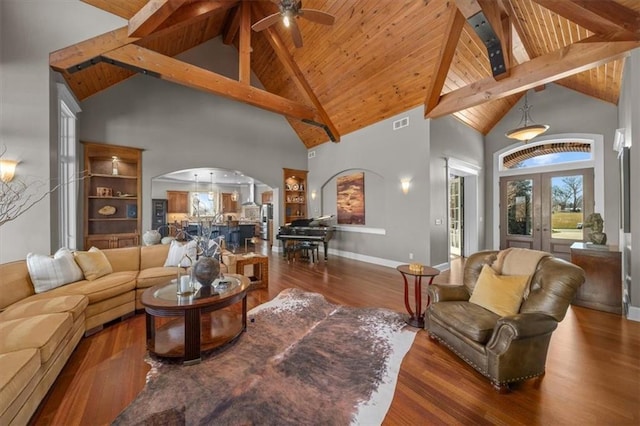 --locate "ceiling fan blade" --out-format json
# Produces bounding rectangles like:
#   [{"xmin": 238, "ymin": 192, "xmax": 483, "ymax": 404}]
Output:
[
  {"xmin": 251, "ymin": 13, "xmax": 282, "ymax": 32},
  {"xmin": 290, "ymin": 18, "xmax": 304, "ymax": 48},
  {"xmin": 299, "ymin": 8, "xmax": 335, "ymax": 26}
]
